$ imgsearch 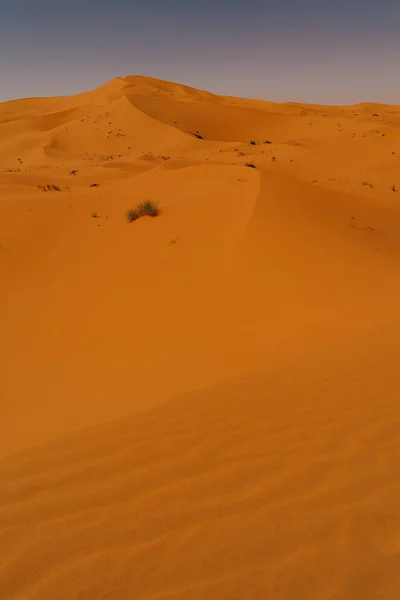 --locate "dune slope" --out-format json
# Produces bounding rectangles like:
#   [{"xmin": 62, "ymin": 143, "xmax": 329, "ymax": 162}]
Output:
[{"xmin": 1, "ymin": 75, "xmax": 400, "ymax": 599}]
